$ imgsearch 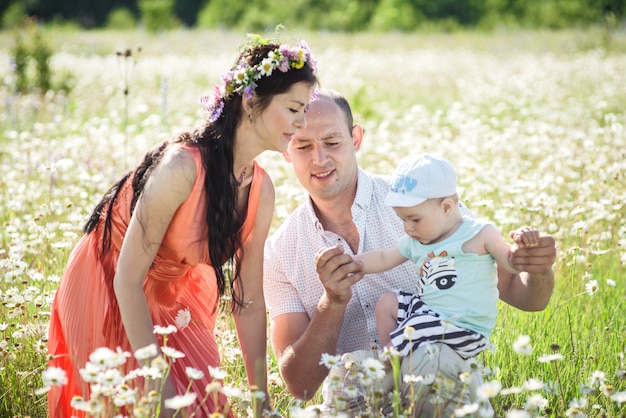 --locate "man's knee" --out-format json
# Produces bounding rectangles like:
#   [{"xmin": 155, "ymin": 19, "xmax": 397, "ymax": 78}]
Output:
[
  {"xmin": 399, "ymin": 344, "xmax": 478, "ymax": 416},
  {"xmin": 401, "ymin": 343, "xmax": 472, "ymax": 377}
]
